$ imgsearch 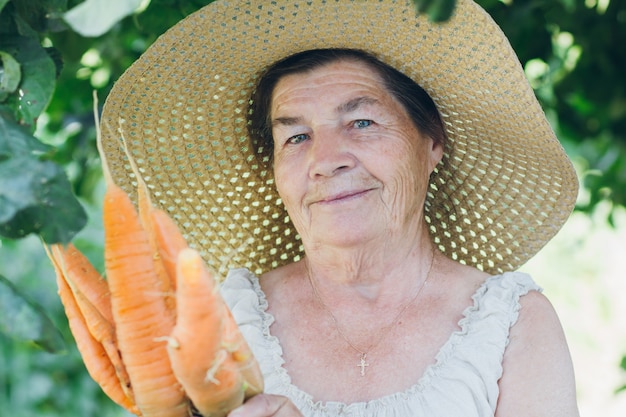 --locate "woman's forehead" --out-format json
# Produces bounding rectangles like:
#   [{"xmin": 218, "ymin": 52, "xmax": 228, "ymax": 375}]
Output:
[
  {"xmin": 270, "ymin": 60, "xmax": 391, "ymax": 113},
  {"xmin": 274, "ymin": 58, "xmax": 385, "ymax": 90}
]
